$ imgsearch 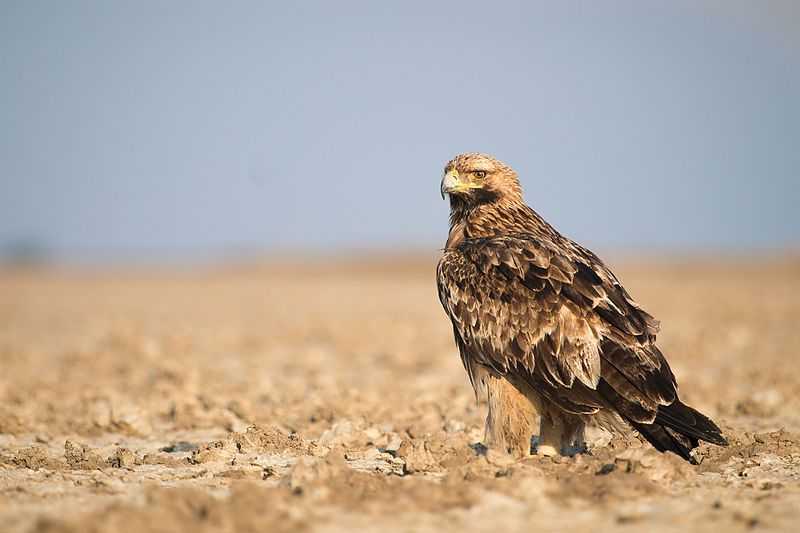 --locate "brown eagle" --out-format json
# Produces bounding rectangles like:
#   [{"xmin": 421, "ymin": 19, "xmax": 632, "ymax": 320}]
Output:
[{"xmin": 436, "ymin": 152, "xmax": 727, "ymax": 462}]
